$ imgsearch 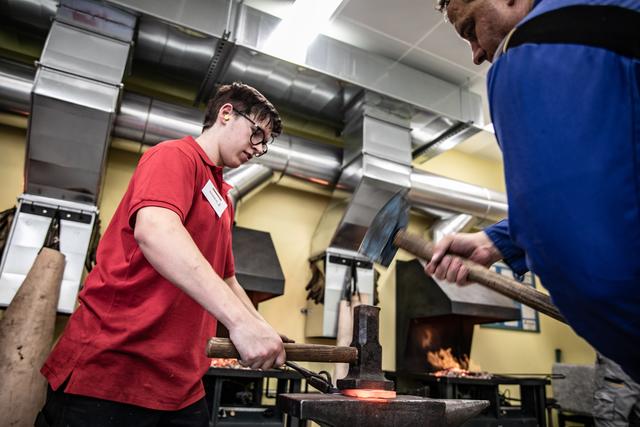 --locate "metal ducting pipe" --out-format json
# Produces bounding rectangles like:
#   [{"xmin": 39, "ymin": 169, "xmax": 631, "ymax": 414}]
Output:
[
  {"xmin": 0, "ymin": 59, "xmax": 34, "ymax": 116},
  {"xmin": 224, "ymin": 163, "xmax": 273, "ymax": 209},
  {"xmin": 0, "ymin": 0, "xmax": 58, "ymax": 32},
  {"xmin": 431, "ymin": 213, "xmax": 476, "ymax": 243},
  {"xmin": 257, "ymin": 135, "xmax": 343, "ymax": 196},
  {"xmin": 135, "ymin": 17, "xmax": 218, "ymax": 82},
  {"xmin": 0, "ymin": 60, "xmax": 507, "ymax": 222},
  {"xmin": 114, "ymin": 91, "xmax": 343, "ymax": 197},
  {"xmin": 114, "ymin": 92, "xmax": 204, "ymax": 145},
  {"xmin": 409, "ymin": 171, "xmax": 508, "ymax": 222}
]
